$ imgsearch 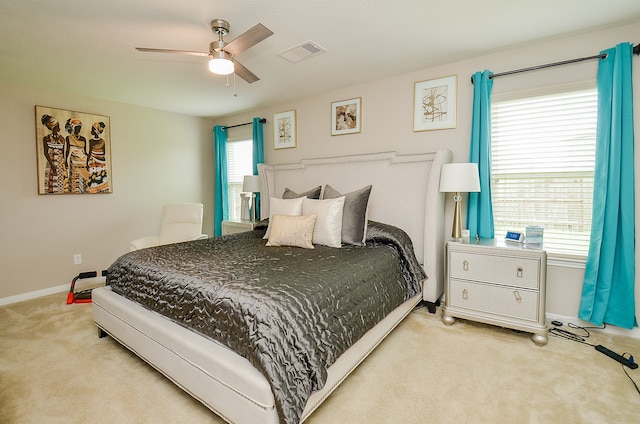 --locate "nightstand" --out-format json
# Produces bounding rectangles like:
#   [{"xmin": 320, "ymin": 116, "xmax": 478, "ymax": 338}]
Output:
[
  {"xmin": 221, "ymin": 220, "xmax": 257, "ymax": 235},
  {"xmin": 442, "ymin": 239, "xmax": 549, "ymax": 346}
]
